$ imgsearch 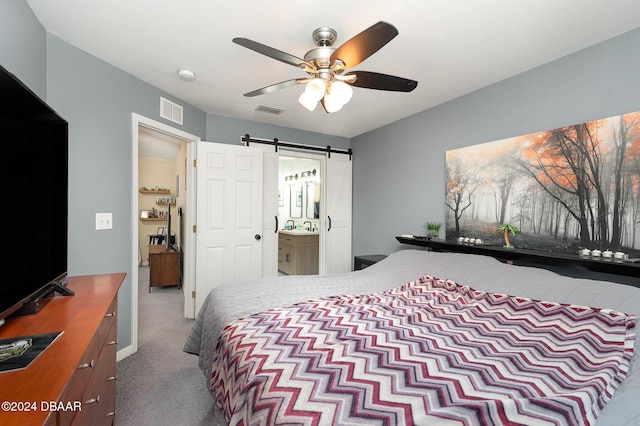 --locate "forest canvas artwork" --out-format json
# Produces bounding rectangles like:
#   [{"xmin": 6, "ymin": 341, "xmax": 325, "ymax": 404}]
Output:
[{"xmin": 445, "ymin": 110, "xmax": 640, "ymax": 256}]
